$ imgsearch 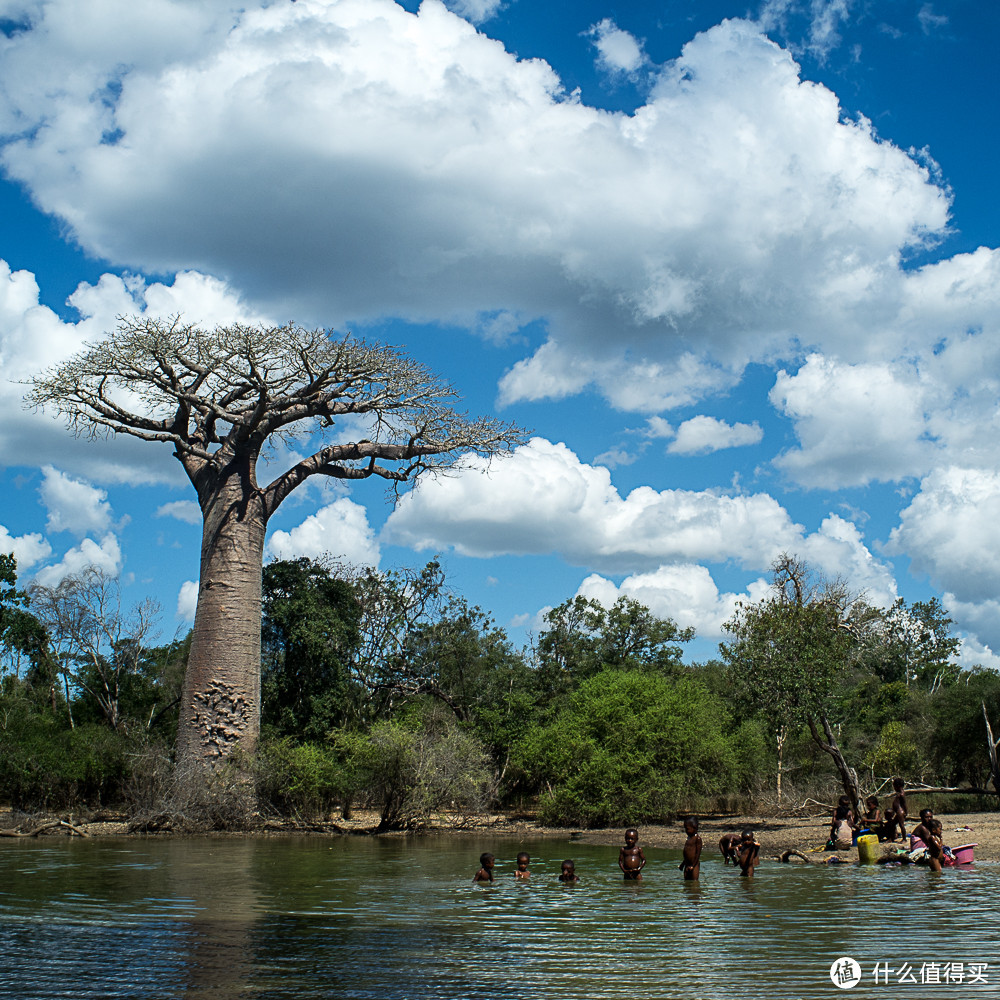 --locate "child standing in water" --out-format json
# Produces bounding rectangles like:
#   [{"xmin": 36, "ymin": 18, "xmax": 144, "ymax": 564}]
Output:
[
  {"xmin": 737, "ymin": 830, "xmax": 761, "ymax": 878},
  {"xmin": 926, "ymin": 819, "xmax": 945, "ymax": 872},
  {"xmin": 719, "ymin": 833, "xmax": 741, "ymax": 865},
  {"xmin": 514, "ymin": 852, "xmax": 531, "ymax": 879},
  {"xmin": 473, "ymin": 852, "xmax": 495, "ymax": 882},
  {"xmin": 618, "ymin": 828, "xmax": 646, "ymax": 881},
  {"xmin": 559, "ymin": 860, "xmax": 579, "ymax": 882},
  {"xmin": 680, "ymin": 817, "xmax": 702, "ymax": 880}
]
